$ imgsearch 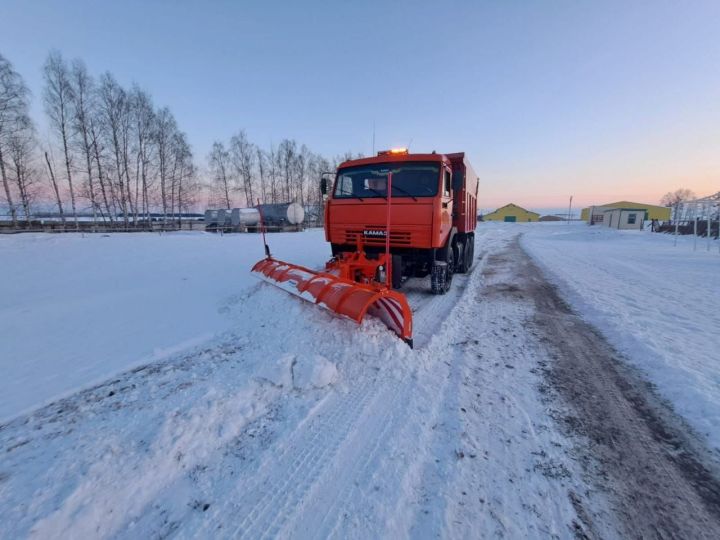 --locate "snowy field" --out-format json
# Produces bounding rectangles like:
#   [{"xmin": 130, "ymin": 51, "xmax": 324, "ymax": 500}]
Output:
[
  {"xmin": 523, "ymin": 223, "xmax": 720, "ymax": 451},
  {"xmin": 0, "ymin": 230, "xmax": 328, "ymax": 422},
  {"xmin": 1, "ymin": 224, "xmax": 719, "ymax": 537}
]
